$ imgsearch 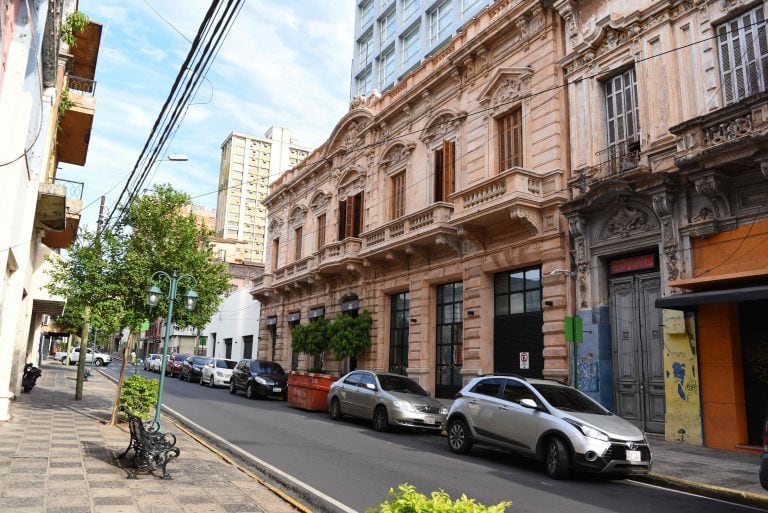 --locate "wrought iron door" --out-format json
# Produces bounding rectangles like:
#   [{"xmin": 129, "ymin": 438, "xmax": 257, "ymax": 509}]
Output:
[{"xmin": 436, "ymin": 282, "xmax": 463, "ymax": 398}]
